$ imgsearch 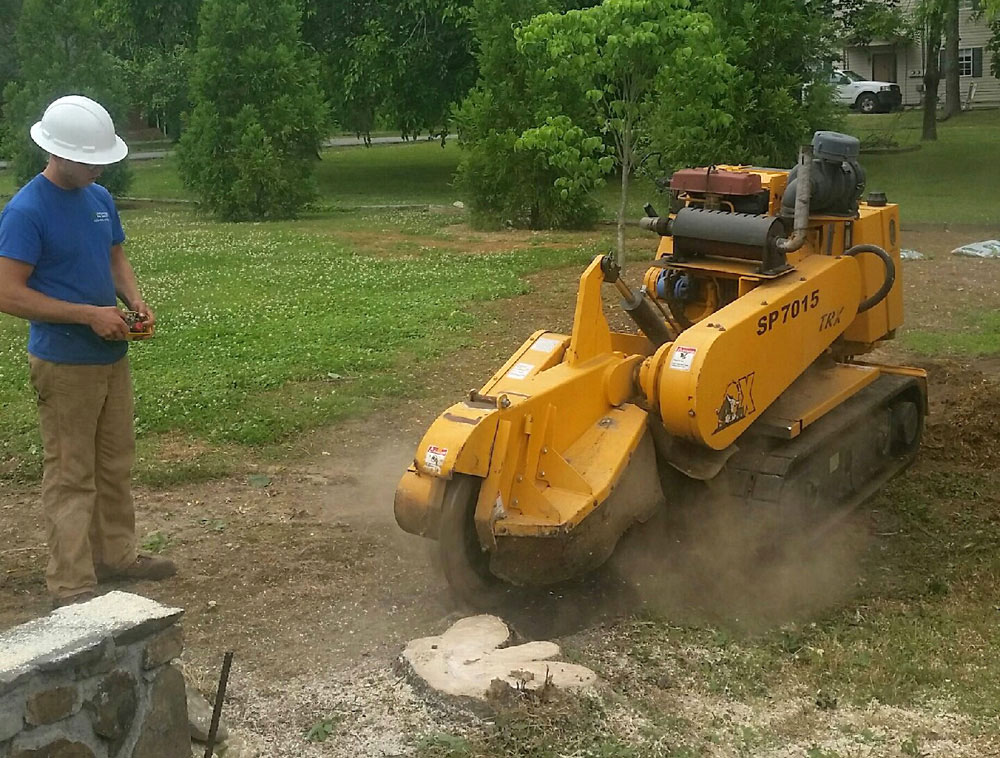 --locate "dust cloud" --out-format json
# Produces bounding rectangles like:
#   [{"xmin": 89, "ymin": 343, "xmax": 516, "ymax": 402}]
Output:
[
  {"xmin": 326, "ymin": 439, "xmax": 871, "ymax": 641},
  {"xmin": 475, "ymin": 489, "xmax": 871, "ymax": 641},
  {"xmin": 606, "ymin": 488, "xmax": 871, "ymax": 631},
  {"xmin": 318, "ymin": 434, "xmax": 450, "ymax": 575}
]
